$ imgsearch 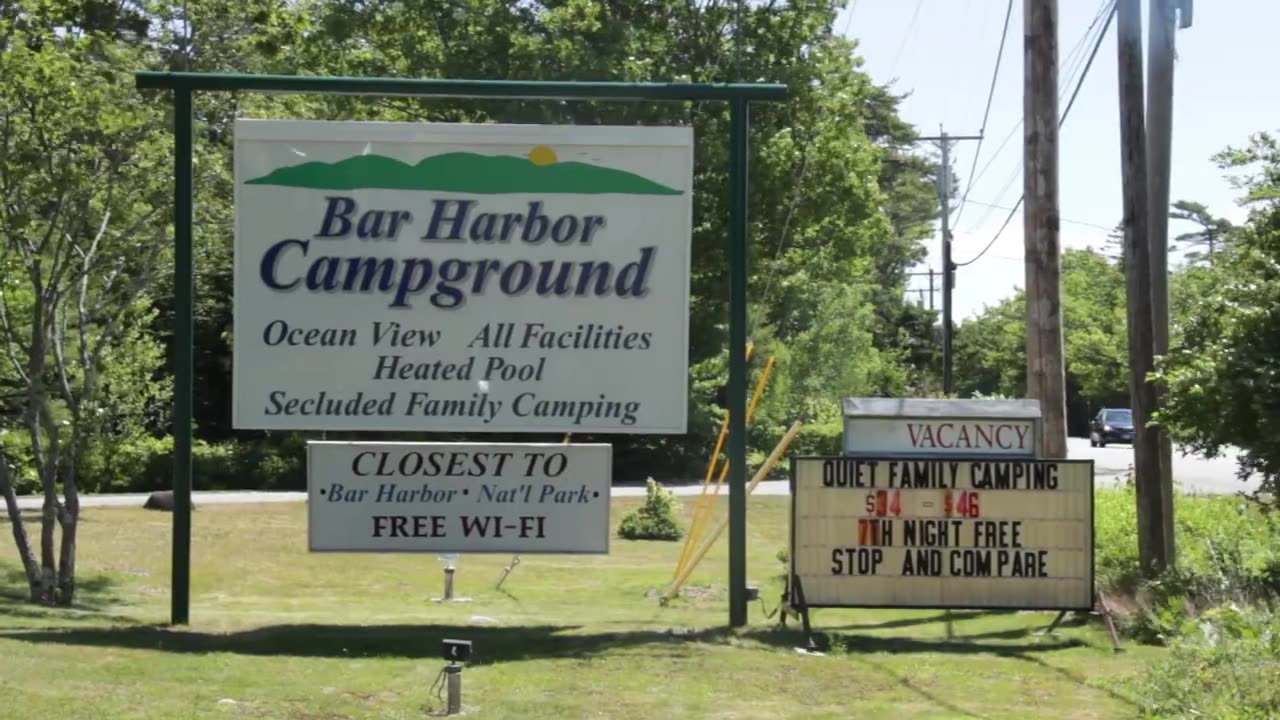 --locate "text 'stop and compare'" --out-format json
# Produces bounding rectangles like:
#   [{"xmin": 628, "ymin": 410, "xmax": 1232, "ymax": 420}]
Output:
[
  {"xmin": 308, "ymin": 442, "xmax": 611, "ymax": 554},
  {"xmin": 233, "ymin": 120, "xmax": 693, "ymax": 434},
  {"xmin": 790, "ymin": 456, "xmax": 1094, "ymax": 610}
]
